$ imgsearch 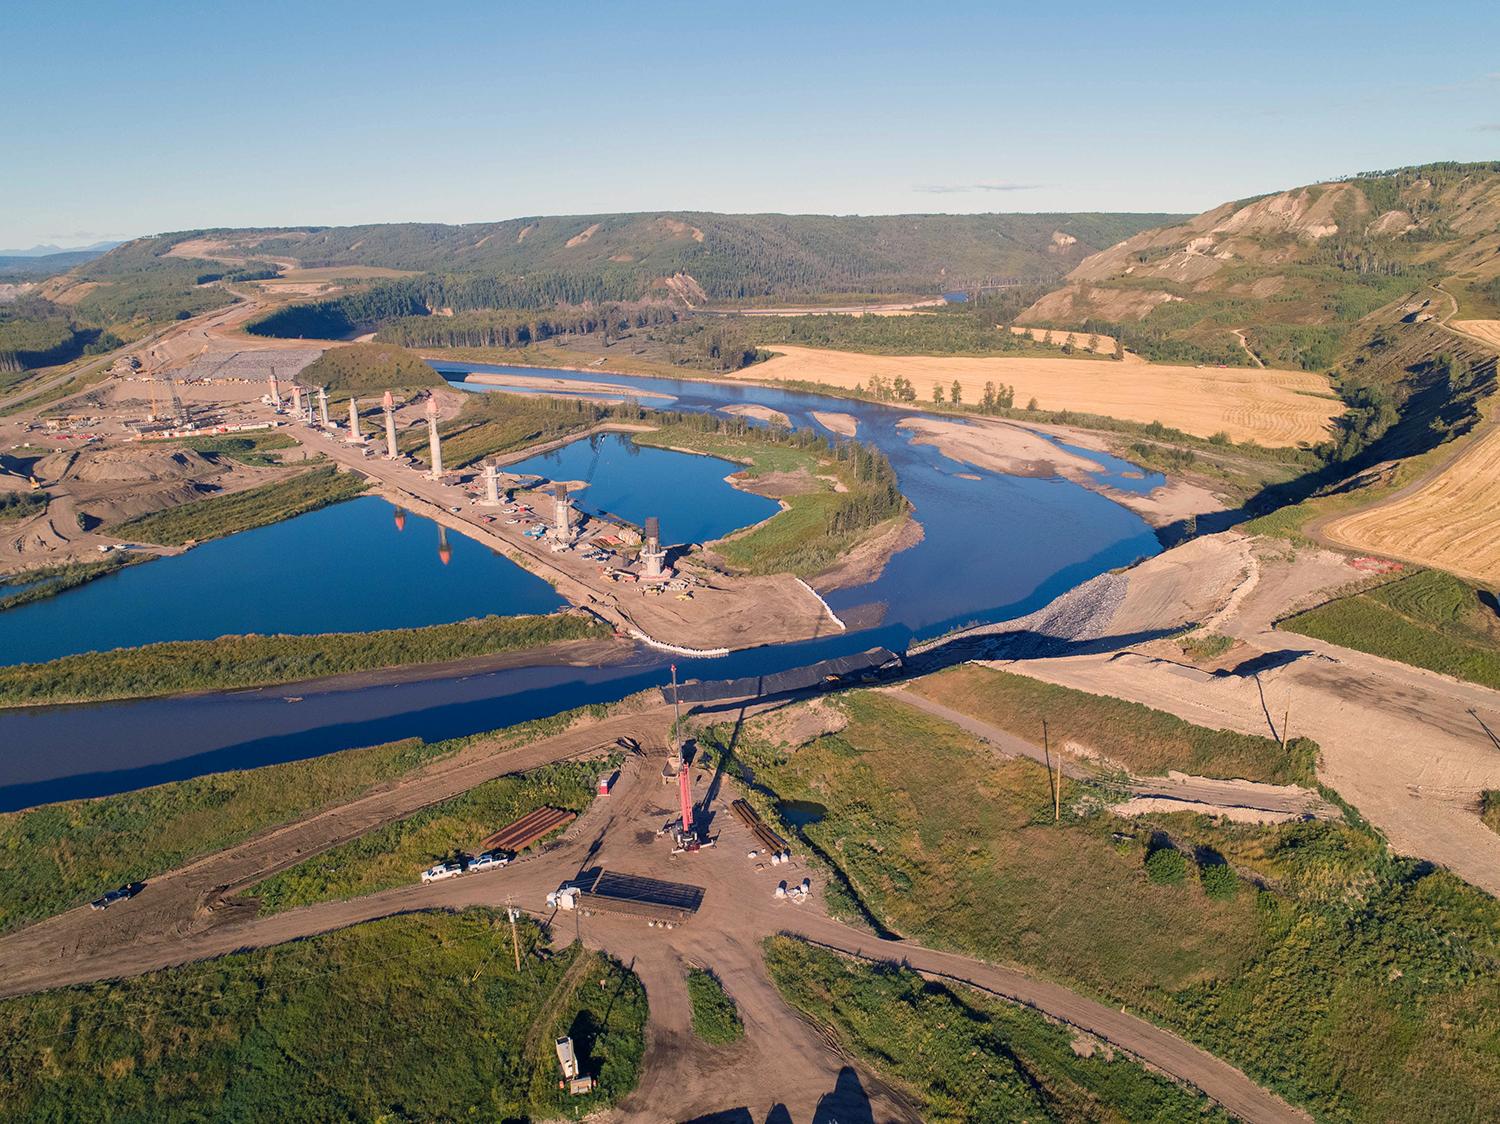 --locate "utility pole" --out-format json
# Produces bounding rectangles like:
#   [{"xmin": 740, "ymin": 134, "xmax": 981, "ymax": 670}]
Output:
[
  {"xmin": 1043, "ymin": 719, "xmax": 1060, "ymax": 822},
  {"xmin": 1280, "ymin": 690, "xmax": 1292, "ymax": 754},
  {"xmin": 507, "ymin": 902, "xmax": 522, "ymax": 973}
]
